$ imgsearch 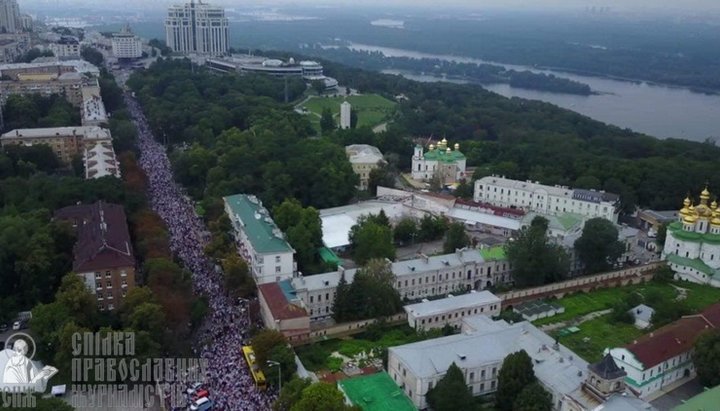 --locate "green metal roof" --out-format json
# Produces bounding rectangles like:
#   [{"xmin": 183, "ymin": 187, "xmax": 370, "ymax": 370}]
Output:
[
  {"xmin": 422, "ymin": 148, "xmax": 466, "ymax": 163},
  {"xmin": 673, "ymin": 385, "xmax": 720, "ymax": 411},
  {"xmin": 318, "ymin": 247, "xmax": 341, "ymax": 265},
  {"xmin": 666, "ymin": 253, "xmax": 718, "ymax": 277},
  {"xmin": 338, "ymin": 372, "xmax": 417, "ymax": 411},
  {"xmin": 480, "ymin": 246, "xmax": 506, "ymax": 261},
  {"xmin": 556, "ymin": 213, "xmax": 585, "ymax": 231},
  {"xmin": 223, "ymin": 194, "xmax": 293, "ymax": 254},
  {"xmin": 668, "ymin": 222, "xmax": 720, "ymax": 245}
]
